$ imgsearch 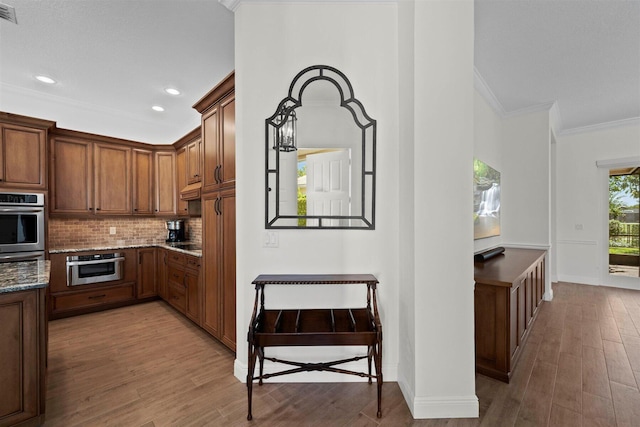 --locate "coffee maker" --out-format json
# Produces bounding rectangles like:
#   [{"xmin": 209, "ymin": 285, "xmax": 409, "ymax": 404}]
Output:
[{"xmin": 166, "ymin": 219, "xmax": 186, "ymax": 242}]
